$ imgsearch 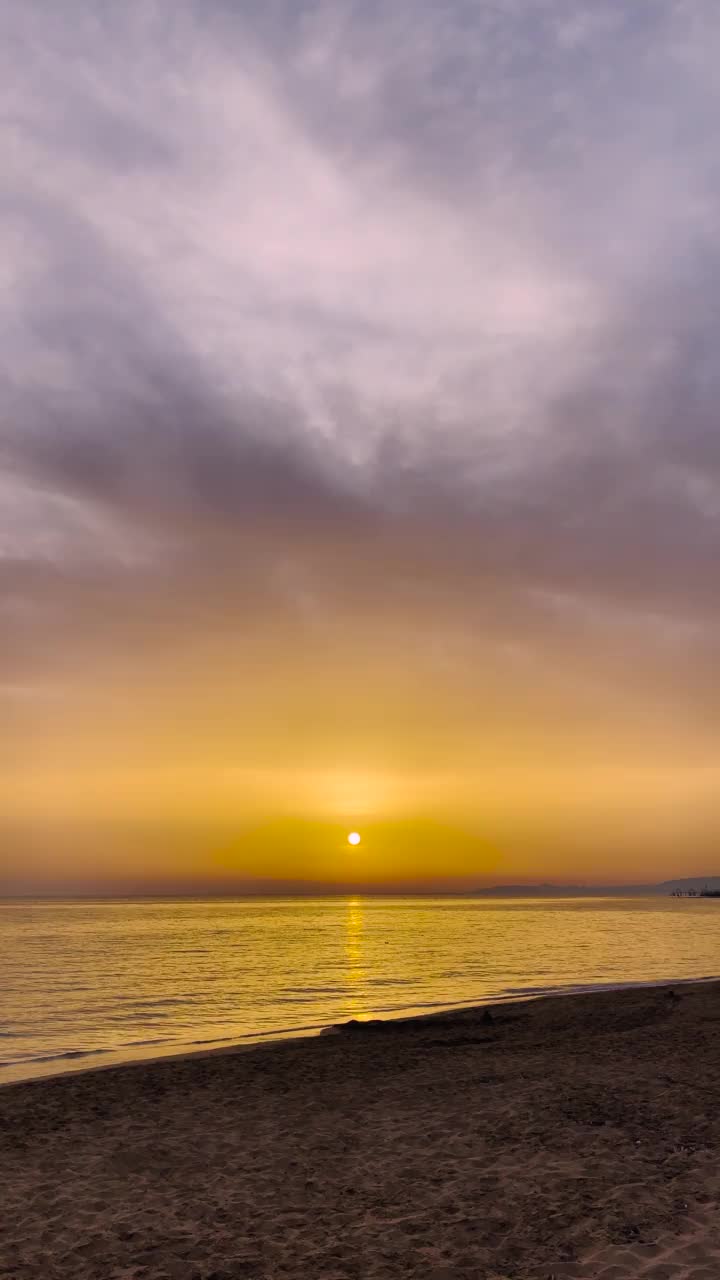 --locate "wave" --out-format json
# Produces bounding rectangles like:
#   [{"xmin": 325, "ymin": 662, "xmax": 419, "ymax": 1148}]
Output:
[
  {"xmin": 3, "ymin": 1047, "xmax": 114, "ymax": 1067},
  {"xmin": 114, "ymin": 996, "xmax": 196, "ymax": 1008},
  {"xmin": 3, "ymin": 974, "xmax": 717, "ymax": 1081}
]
